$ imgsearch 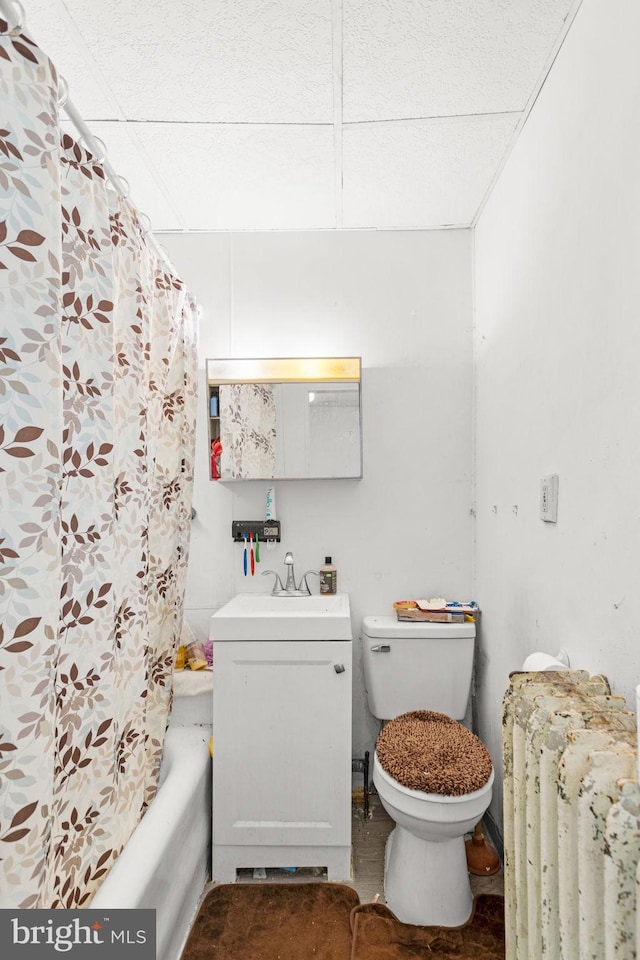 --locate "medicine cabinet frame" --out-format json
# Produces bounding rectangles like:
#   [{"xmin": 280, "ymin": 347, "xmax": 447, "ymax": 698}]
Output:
[{"xmin": 207, "ymin": 357, "xmax": 363, "ymax": 481}]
